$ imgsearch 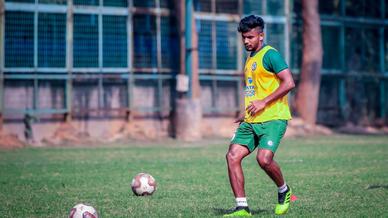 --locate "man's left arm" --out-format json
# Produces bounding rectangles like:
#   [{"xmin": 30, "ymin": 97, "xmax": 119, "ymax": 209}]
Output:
[{"xmin": 246, "ymin": 69, "xmax": 295, "ymax": 115}]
